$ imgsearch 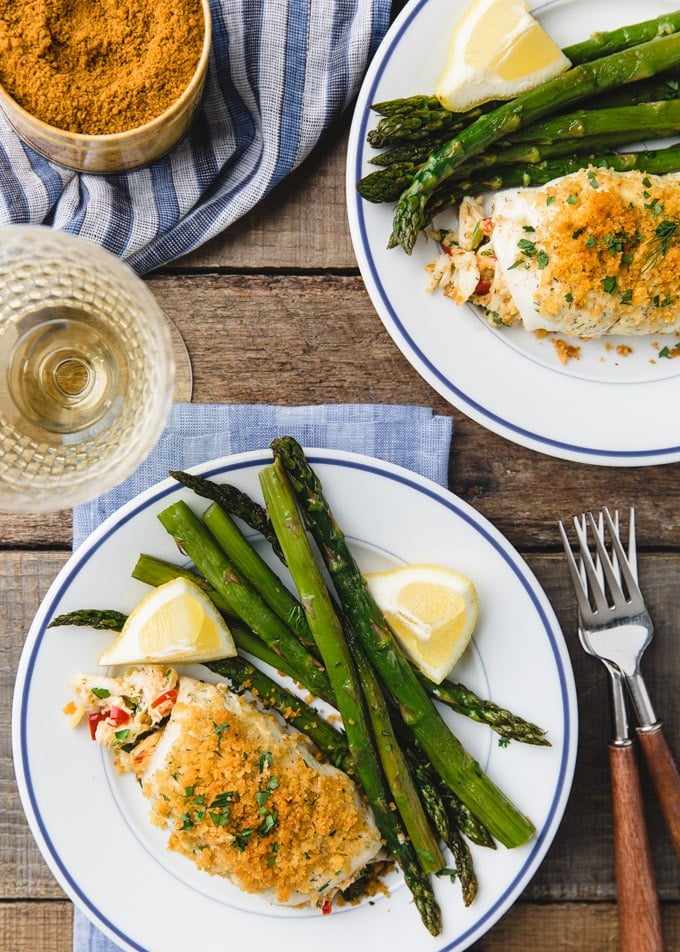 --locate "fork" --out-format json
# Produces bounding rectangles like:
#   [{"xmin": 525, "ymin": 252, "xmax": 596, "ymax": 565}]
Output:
[
  {"xmin": 561, "ymin": 509, "xmax": 665, "ymax": 952},
  {"xmin": 561, "ymin": 507, "xmax": 680, "ymax": 860},
  {"xmin": 575, "ymin": 511, "xmax": 630, "ymax": 751}
]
